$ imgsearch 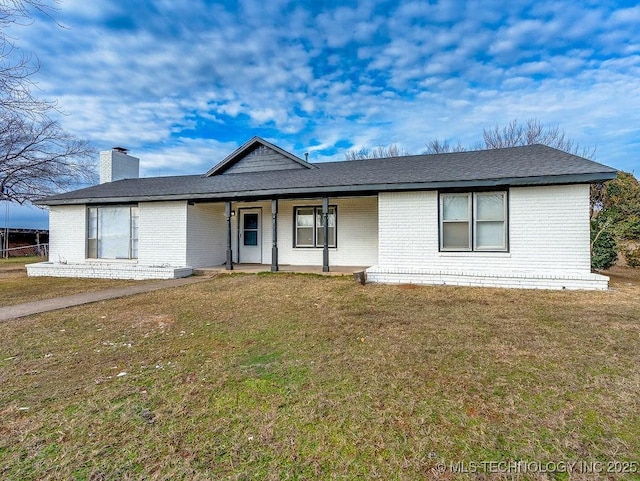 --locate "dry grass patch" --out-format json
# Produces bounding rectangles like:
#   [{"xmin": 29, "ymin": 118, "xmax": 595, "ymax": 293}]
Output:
[
  {"xmin": 0, "ymin": 259, "xmax": 153, "ymax": 307},
  {"xmin": 0, "ymin": 273, "xmax": 639, "ymax": 480}
]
